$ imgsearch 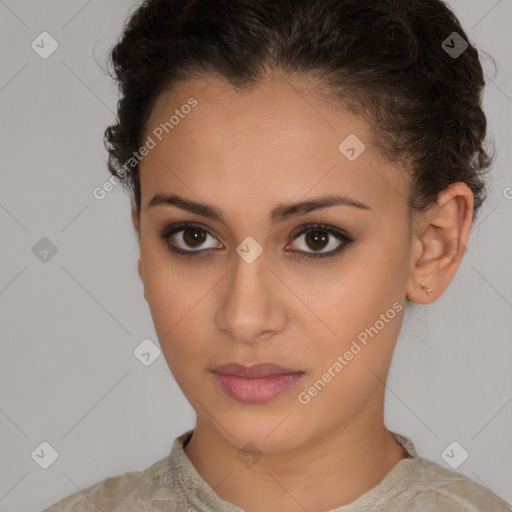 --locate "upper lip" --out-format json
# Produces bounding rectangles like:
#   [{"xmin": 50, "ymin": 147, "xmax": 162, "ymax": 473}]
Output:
[{"xmin": 211, "ymin": 362, "xmax": 304, "ymax": 378}]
